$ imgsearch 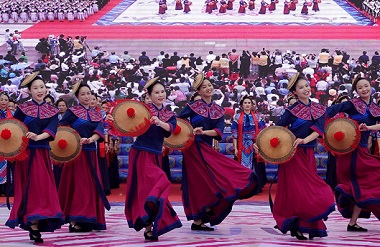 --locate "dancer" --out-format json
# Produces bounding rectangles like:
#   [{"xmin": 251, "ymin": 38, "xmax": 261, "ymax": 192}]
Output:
[
  {"xmin": 328, "ymin": 76, "xmax": 380, "ymax": 232},
  {"xmin": 58, "ymin": 83, "xmax": 108, "ymax": 232},
  {"xmin": 52, "ymin": 98, "xmax": 68, "ymax": 189},
  {"xmin": 175, "ymin": 0, "xmax": 183, "ymax": 10},
  {"xmin": 123, "ymin": 78, "xmax": 182, "ymax": 241},
  {"xmin": 5, "ymin": 72, "xmax": 64, "ymax": 243},
  {"xmin": 206, "ymin": 0, "xmax": 214, "ymax": 14},
  {"xmin": 232, "ymin": 95, "xmax": 265, "ymax": 169},
  {"xmin": 219, "ymin": 0, "xmax": 228, "ymax": 13},
  {"xmin": 0, "ymin": 93, "xmax": 13, "ymax": 195},
  {"xmin": 283, "ymin": 0, "xmax": 290, "ymax": 14},
  {"xmin": 227, "ymin": 0, "xmax": 234, "ymax": 10},
  {"xmin": 178, "ymin": 73, "xmax": 258, "ymax": 231},
  {"xmin": 259, "ymin": 0, "xmax": 268, "ymax": 14},
  {"xmin": 263, "ymin": 73, "xmax": 335, "ymax": 240},
  {"xmin": 269, "ymin": 0, "xmax": 277, "ymax": 11},
  {"xmin": 312, "ymin": 0, "xmax": 320, "ymax": 12},
  {"xmin": 238, "ymin": 0, "xmax": 248, "ymax": 13},
  {"xmin": 289, "ymin": 0, "xmax": 297, "ymax": 11},
  {"xmin": 301, "ymin": 0, "xmax": 308, "ymax": 14},
  {"xmin": 248, "ymin": 0, "xmax": 255, "ymax": 10},
  {"xmin": 325, "ymin": 94, "xmax": 349, "ymax": 190},
  {"xmin": 232, "ymin": 95, "xmax": 267, "ymax": 191},
  {"xmin": 184, "ymin": 0, "xmax": 192, "ymax": 13},
  {"xmin": 158, "ymin": 0, "xmax": 168, "ymax": 15}
]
